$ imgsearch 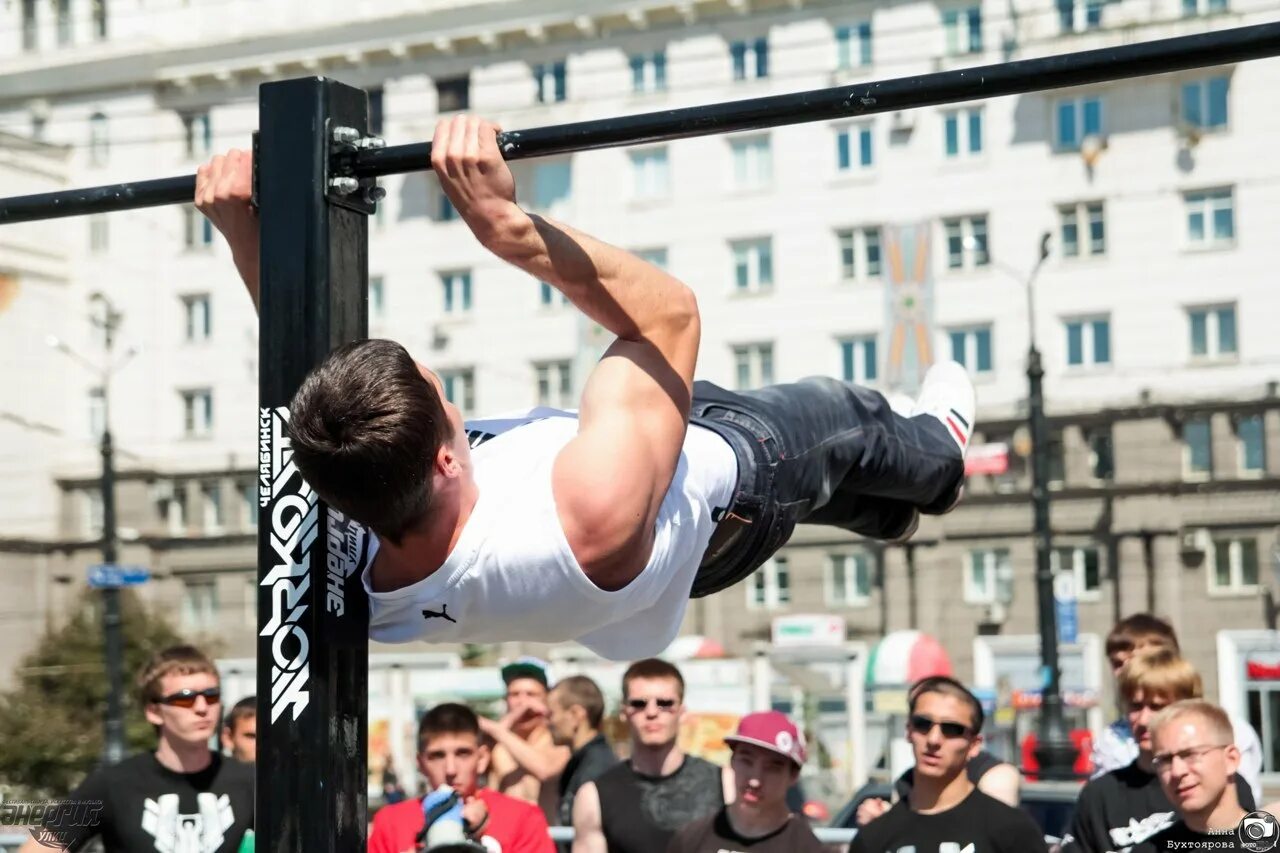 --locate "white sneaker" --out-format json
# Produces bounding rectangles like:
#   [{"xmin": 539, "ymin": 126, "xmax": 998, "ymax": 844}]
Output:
[
  {"xmin": 884, "ymin": 391, "xmax": 916, "ymax": 419},
  {"xmin": 913, "ymin": 360, "xmax": 976, "ymax": 455}
]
